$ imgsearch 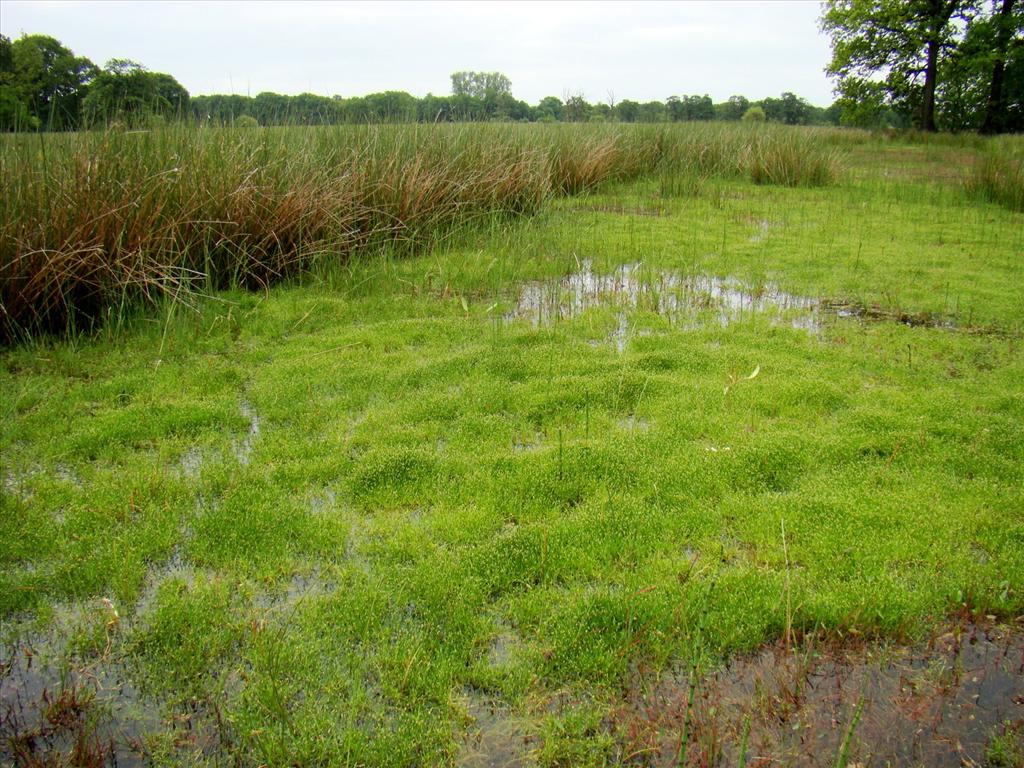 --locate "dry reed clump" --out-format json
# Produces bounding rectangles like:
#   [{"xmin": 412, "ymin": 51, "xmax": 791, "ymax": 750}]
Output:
[
  {"xmin": 0, "ymin": 125, "xmax": 552, "ymax": 341},
  {"xmin": 0, "ymin": 123, "xmax": 841, "ymax": 342}
]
